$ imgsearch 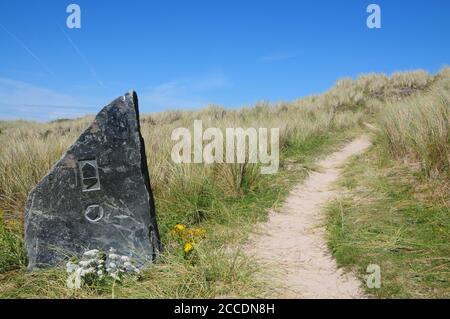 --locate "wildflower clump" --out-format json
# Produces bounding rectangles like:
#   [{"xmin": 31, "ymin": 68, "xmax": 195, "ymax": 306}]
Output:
[
  {"xmin": 184, "ymin": 242, "xmax": 193, "ymax": 254},
  {"xmin": 174, "ymin": 223, "xmax": 186, "ymax": 232},
  {"xmin": 66, "ymin": 248, "xmax": 140, "ymax": 289},
  {"xmin": 171, "ymin": 223, "xmax": 206, "ymax": 257}
]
